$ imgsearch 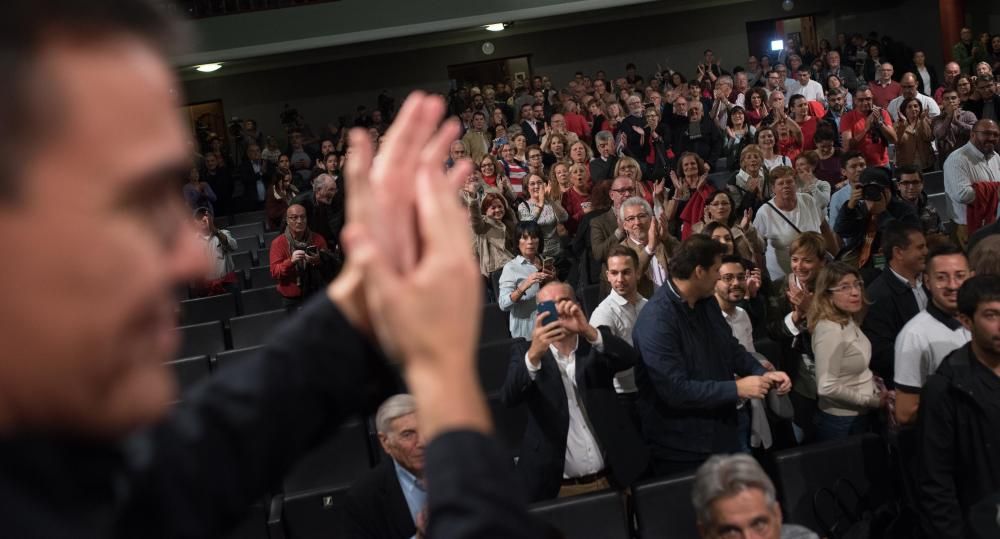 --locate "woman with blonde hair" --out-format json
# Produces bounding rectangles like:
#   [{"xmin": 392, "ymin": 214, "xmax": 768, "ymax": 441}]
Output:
[
  {"xmin": 547, "ymin": 162, "xmax": 571, "ymax": 200},
  {"xmin": 561, "ymin": 163, "xmax": 593, "ymax": 235},
  {"xmin": 468, "ymin": 192, "xmax": 516, "ymax": 301},
  {"xmin": 727, "ymin": 144, "xmax": 770, "ymax": 213},
  {"xmin": 568, "ymin": 140, "xmax": 592, "ymax": 166},
  {"xmin": 808, "ymin": 262, "xmax": 887, "ymax": 441},
  {"xmin": 541, "ymin": 132, "xmax": 569, "ymax": 168},
  {"xmin": 614, "ymin": 156, "xmax": 653, "ymax": 204}
]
